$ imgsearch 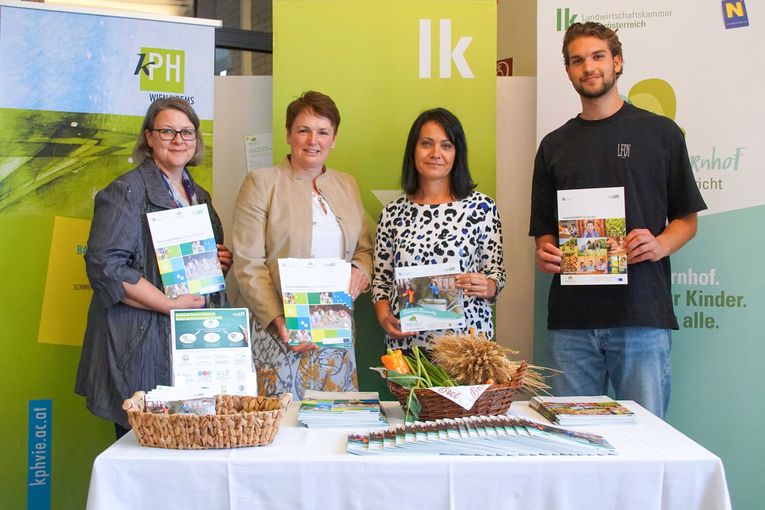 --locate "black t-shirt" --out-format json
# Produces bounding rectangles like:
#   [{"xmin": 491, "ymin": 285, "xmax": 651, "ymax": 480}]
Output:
[{"xmin": 529, "ymin": 102, "xmax": 707, "ymax": 330}]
